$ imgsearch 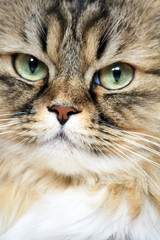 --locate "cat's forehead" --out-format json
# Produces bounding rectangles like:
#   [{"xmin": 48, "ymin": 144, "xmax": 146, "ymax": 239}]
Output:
[
  {"xmin": 44, "ymin": 0, "xmax": 160, "ymax": 72},
  {"xmin": 0, "ymin": 0, "xmax": 160, "ymax": 73}
]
